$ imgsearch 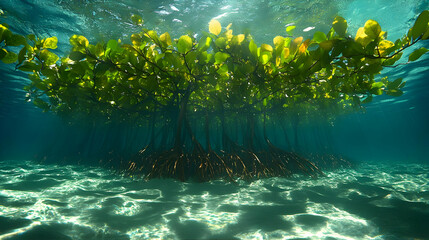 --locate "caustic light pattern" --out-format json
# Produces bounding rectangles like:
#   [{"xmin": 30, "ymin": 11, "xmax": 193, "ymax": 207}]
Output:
[{"xmin": 0, "ymin": 161, "xmax": 428, "ymax": 239}]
